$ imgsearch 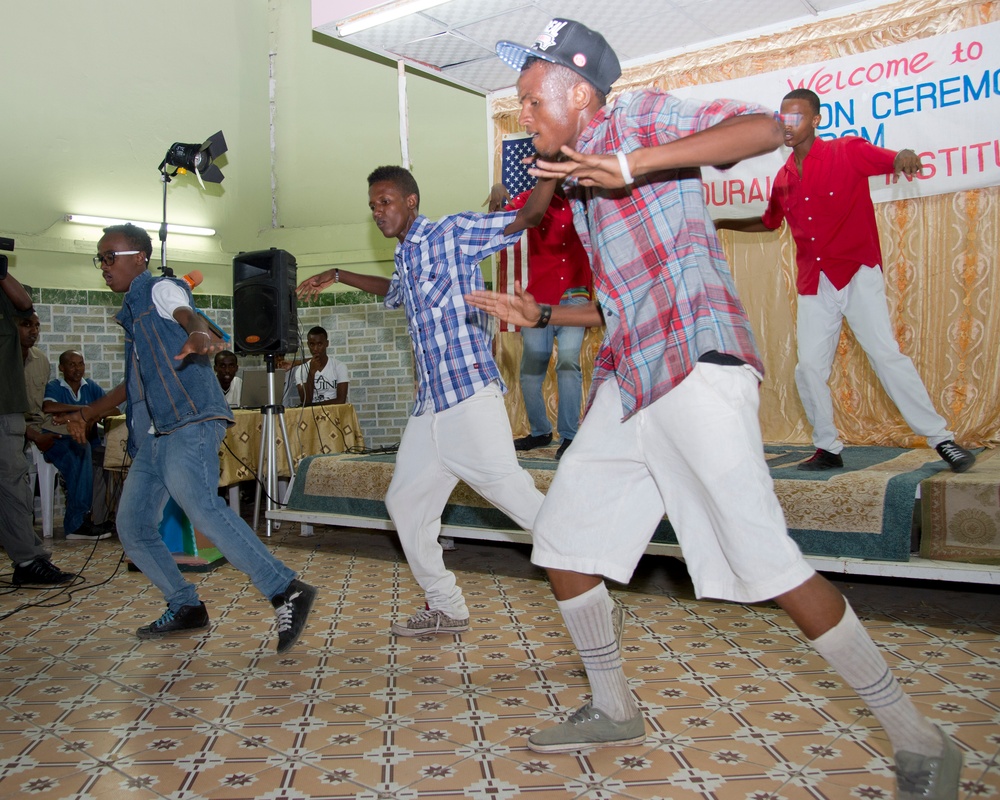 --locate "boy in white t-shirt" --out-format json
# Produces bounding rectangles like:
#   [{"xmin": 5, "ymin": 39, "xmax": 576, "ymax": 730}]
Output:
[
  {"xmin": 294, "ymin": 326, "xmax": 348, "ymax": 406},
  {"xmin": 213, "ymin": 350, "xmax": 242, "ymax": 408}
]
